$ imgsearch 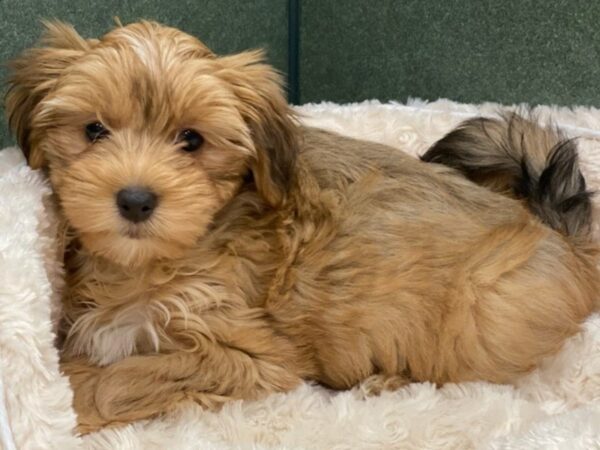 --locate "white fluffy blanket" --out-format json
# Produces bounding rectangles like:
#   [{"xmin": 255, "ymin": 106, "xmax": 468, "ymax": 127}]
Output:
[{"xmin": 1, "ymin": 100, "xmax": 599, "ymax": 450}]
